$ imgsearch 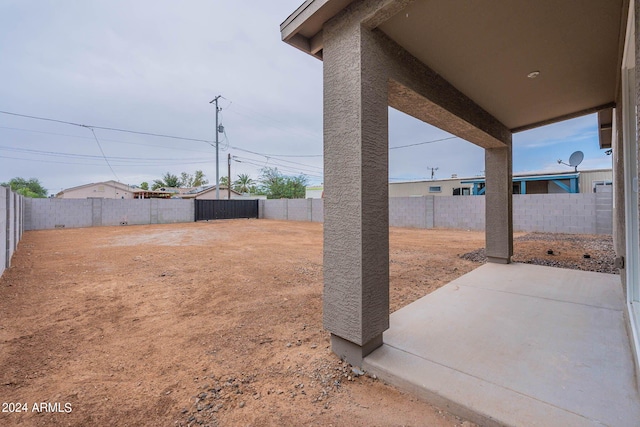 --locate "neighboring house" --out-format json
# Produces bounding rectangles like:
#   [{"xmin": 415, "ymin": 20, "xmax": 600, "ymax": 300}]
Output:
[
  {"xmin": 313, "ymin": 169, "xmax": 613, "ymax": 198},
  {"xmin": 178, "ymin": 185, "xmax": 243, "ymax": 200},
  {"xmin": 56, "ymin": 180, "xmax": 136, "ymax": 199},
  {"xmin": 57, "ymin": 181, "xmax": 172, "ymax": 199},
  {"xmin": 305, "ymin": 186, "xmax": 324, "ymax": 198},
  {"xmin": 390, "ymin": 168, "xmax": 613, "ymax": 197},
  {"xmin": 282, "ymin": 0, "xmax": 639, "ymax": 424}
]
